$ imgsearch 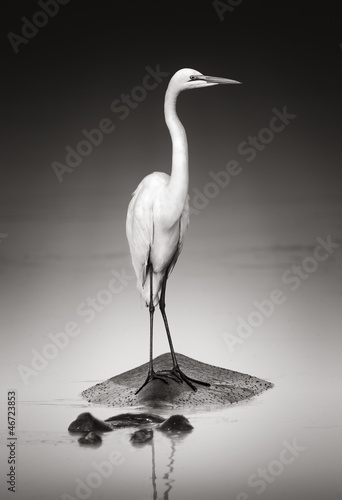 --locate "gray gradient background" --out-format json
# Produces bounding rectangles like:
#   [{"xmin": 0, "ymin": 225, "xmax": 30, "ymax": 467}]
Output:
[
  {"xmin": 0, "ymin": 0, "xmax": 342, "ymax": 491},
  {"xmin": 1, "ymin": 0, "xmax": 342, "ymax": 385},
  {"xmin": 1, "ymin": 1, "xmax": 341, "ymax": 391},
  {"xmin": 1, "ymin": 1, "xmax": 342, "ymax": 499}
]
